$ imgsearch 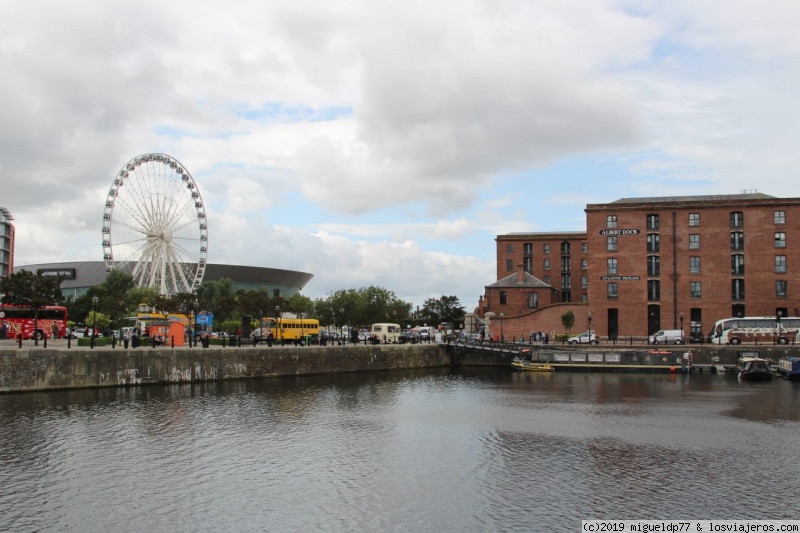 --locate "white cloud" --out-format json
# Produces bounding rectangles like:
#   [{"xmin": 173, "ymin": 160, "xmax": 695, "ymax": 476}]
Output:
[{"xmin": 4, "ymin": 0, "xmax": 800, "ymax": 305}]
